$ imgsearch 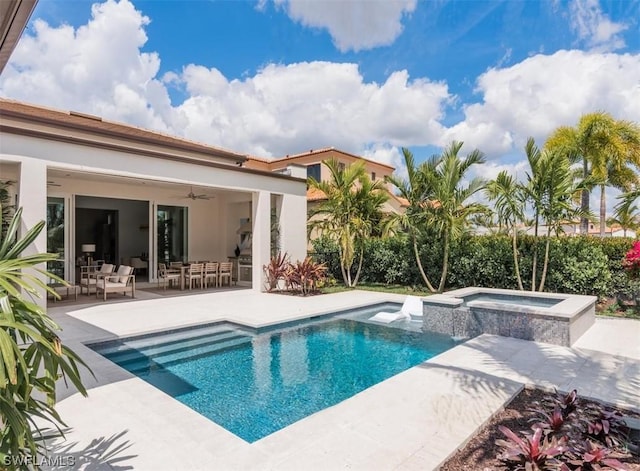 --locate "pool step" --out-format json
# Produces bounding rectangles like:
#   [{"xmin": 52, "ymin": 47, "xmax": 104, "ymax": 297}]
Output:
[
  {"xmin": 110, "ymin": 333, "xmax": 254, "ymax": 373},
  {"xmin": 97, "ymin": 324, "xmax": 250, "ymax": 356},
  {"xmin": 104, "ymin": 330, "xmax": 248, "ymax": 364}
]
